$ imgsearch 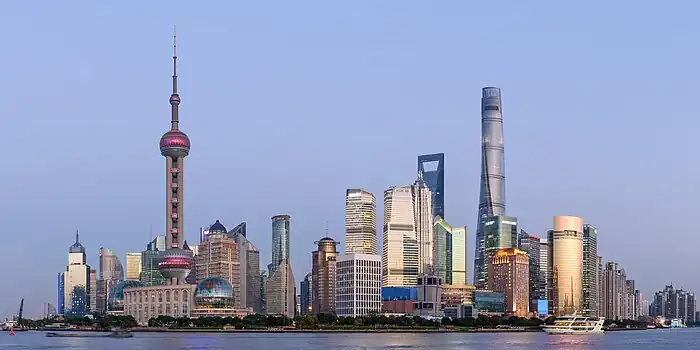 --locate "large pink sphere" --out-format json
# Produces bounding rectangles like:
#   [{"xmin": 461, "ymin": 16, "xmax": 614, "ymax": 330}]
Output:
[{"xmin": 160, "ymin": 130, "xmax": 190, "ymax": 158}]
